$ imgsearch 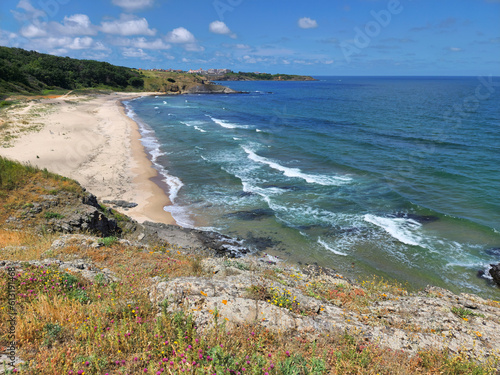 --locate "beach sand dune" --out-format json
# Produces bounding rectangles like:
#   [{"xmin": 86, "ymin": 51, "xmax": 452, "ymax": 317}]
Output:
[{"xmin": 0, "ymin": 92, "xmax": 175, "ymax": 225}]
